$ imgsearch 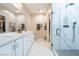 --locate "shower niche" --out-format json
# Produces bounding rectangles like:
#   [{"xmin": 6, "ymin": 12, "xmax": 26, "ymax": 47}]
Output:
[{"xmin": 63, "ymin": 16, "xmax": 69, "ymax": 28}]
